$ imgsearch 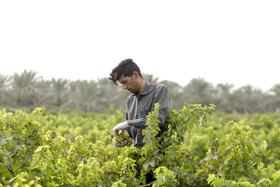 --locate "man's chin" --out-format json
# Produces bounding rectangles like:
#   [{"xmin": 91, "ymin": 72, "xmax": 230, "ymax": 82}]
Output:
[{"xmin": 127, "ymin": 89, "xmax": 135, "ymax": 94}]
